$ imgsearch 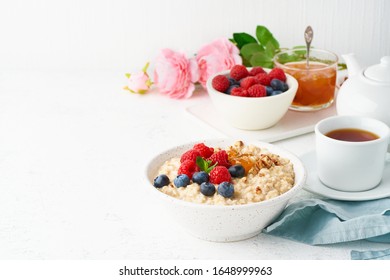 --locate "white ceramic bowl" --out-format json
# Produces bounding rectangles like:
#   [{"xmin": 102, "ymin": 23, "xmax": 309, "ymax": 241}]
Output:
[
  {"xmin": 206, "ymin": 69, "xmax": 298, "ymax": 130},
  {"xmin": 144, "ymin": 139, "xmax": 306, "ymax": 242}
]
